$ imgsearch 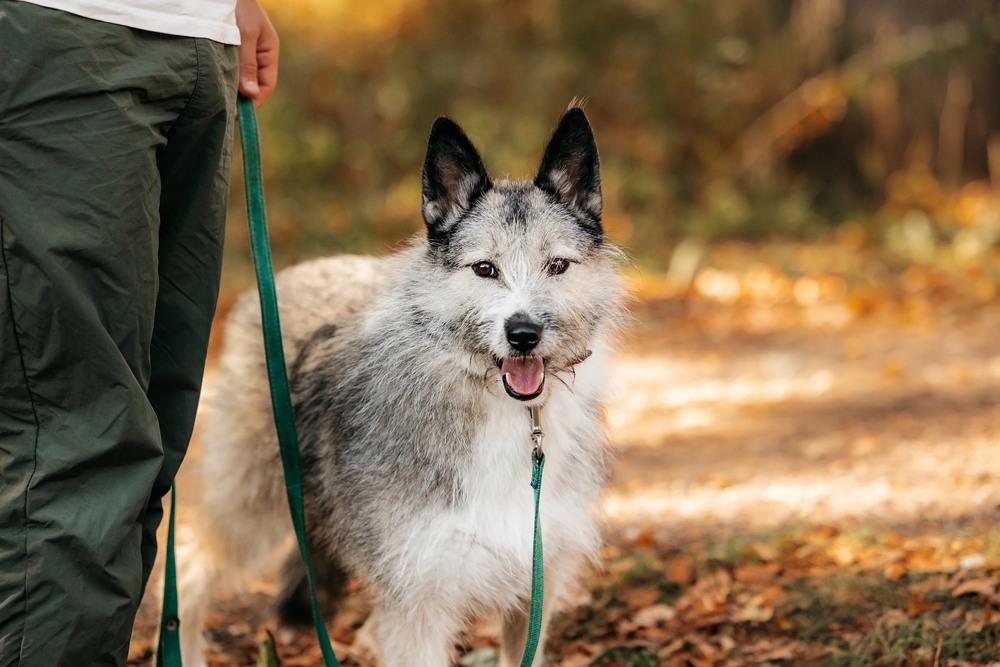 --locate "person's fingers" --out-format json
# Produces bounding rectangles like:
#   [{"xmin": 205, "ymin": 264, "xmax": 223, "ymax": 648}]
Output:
[
  {"xmin": 237, "ymin": 30, "xmax": 261, "ymax": 100},
  {"xmin": 252, "ymin": 26, "xmax": 279, "ymax": 107},
  {"xmin": 235, "ymin": 0, "xmax": 279, "ymax": 106}
]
